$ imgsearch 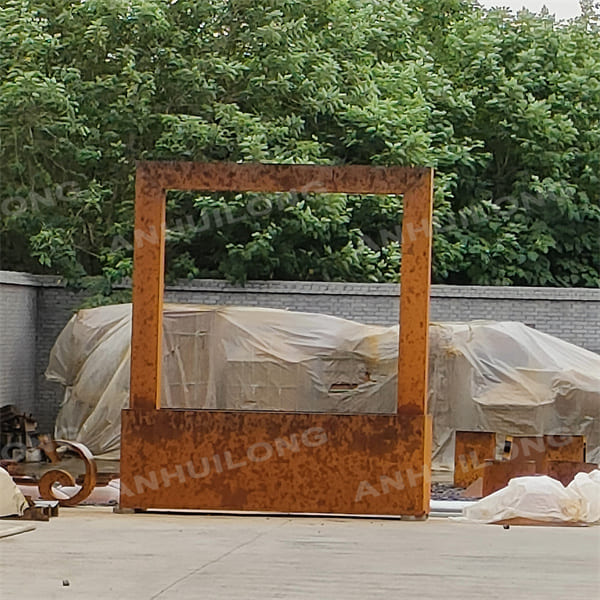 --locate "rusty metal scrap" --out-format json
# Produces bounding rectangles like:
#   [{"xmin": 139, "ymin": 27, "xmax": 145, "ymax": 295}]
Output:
[
  {"xmin": 456, "ymin": 432, "xmax": 593, "ymax": 496},
  {"xmin": 481, "ymin": 460, "xmax": 537, "ymax": 497},
  {"xmin": 0, "ymin": 405, "xmax": 39, "ymax": 461},
  {"xmin": 38, "ymin": 440, "xmax": 97, "ymax": 507},
  {"xmin": 454, "ymin": 431, "xmax": 497, "ymax": 489}
]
